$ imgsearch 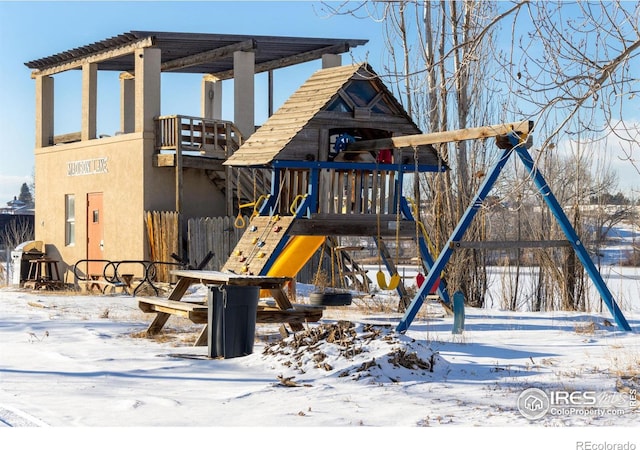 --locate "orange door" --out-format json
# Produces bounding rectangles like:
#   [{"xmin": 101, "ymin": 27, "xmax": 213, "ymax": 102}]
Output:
[{"xmin": 87, "ymin": 192, "xmax": 104, "ymax": 276}]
